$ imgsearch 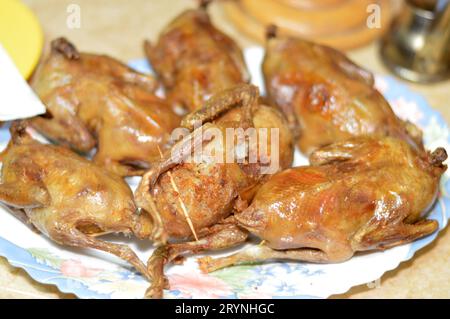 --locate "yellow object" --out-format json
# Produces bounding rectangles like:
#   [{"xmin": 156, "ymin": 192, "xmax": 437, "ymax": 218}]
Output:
[{"xmin": 0, "ymin": 0, "xmax": 44, "ymax": 79}]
